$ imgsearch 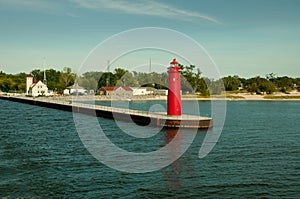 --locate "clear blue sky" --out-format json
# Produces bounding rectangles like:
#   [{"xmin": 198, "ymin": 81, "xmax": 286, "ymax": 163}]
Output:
[{"xmin": 0, "ymin": 0, "xmax": 300, "ymax": 78}]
